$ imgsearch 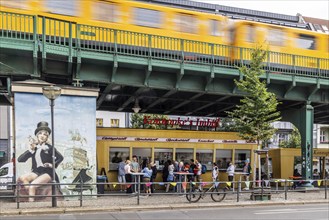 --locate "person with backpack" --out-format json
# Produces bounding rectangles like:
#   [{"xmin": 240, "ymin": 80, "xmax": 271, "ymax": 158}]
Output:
[{"xmin": 150, "ymin": 162, "xmax": 157, "ymax": 193}]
